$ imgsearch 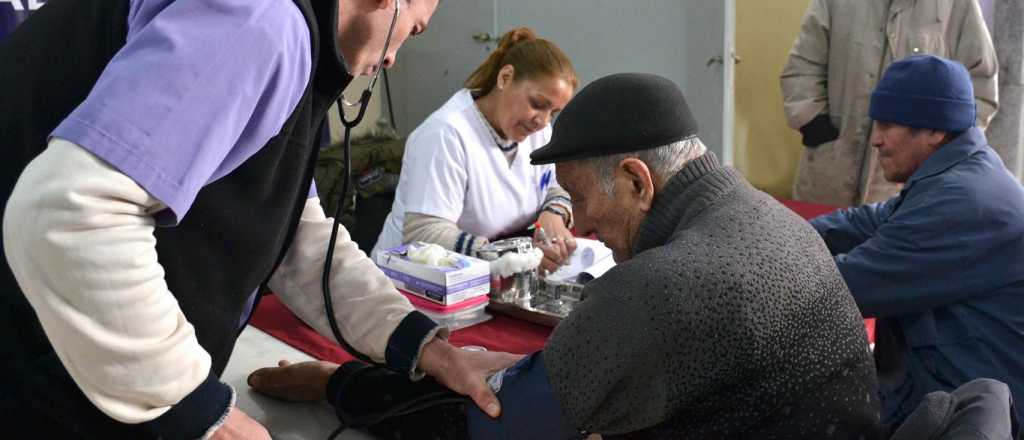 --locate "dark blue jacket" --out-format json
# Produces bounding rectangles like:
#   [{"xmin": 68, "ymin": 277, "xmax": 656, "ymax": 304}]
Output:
[{"xmin": 812, "ymin": 127, "xmax": 1024, "ymax": 427}]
